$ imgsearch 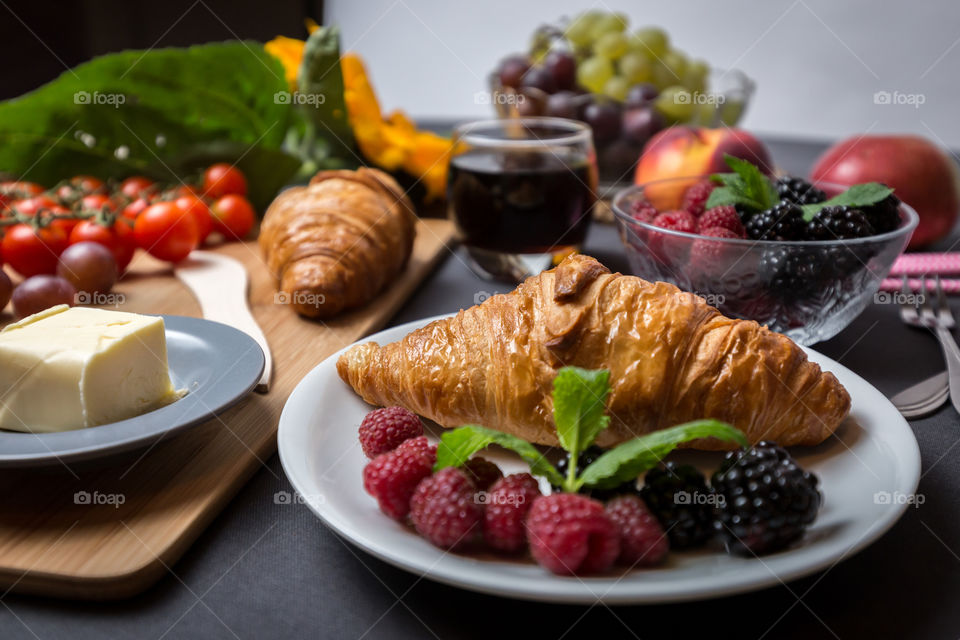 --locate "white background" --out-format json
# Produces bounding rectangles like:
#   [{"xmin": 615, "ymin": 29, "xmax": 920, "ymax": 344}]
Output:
[{"xmin": 327, "ymin": 0, "xmax": 960, "ymax": 149}]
